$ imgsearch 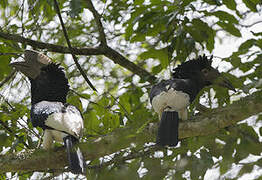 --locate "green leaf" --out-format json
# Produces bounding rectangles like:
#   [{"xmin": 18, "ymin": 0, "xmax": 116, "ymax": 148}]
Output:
[
  {"xmin": 140, "ymin": 48, "xmax": 169, "ymax": 69},
  {"xmin": 203, "ymin": 0, "xmax": 221, "ymax": 5},
  {"xmin": 251, "ymin": 31, "xmax": 262, "ymax": 37},
  {"xmin": 211, "ymin": 11, "xmax": 238, "ymax": 24},
  {"xmin": 85, "ymin": 111, "xmax": 100, "ymax": 135},
  {"xmin": 237, "ymin": 163, "xmax": 254, "ymax": 177},
  {"xmin": 238, "ymin": 39, "xmax": 256, "ymax": 53},
  {"xmin": 185, "ymin": 18, "xmax": 215, "ymax": 51},
  {"xmin": 119, "ymin": 93, "xmax": 131, "ymax": 114},
  {"xmin": 0, "ymin": 0, "xmax": 8, "ymax": 8},
  {"xmin": 67, "ymin": 94, "xmax": 83, "ymax": 112},
  {"xmin": 242, "ymin": 0, "xmax": 257, "ymax": 12},
  {"xmin": 0, "ymin": 130, "xmax": 8, "ymax": 146},
  {"xmin": 217, "ymin": 21, "xmax": 241, "ymax": 37},
  {"xmin": 223, "ymin": 0, "xmax": 237, "ymax": 10},
  {"xmin": 255, "ymin": 39, "xmax": 262, "ymax": 49},
  {"xmin": 238, "ymin": 123, "xmax": 259, "ymax": 143},
  {"xmin": 152, "ymin": 64, "xmax": 162, "ymax": 74},
  {"xmin": 69, "ymin": 0, "xmax": 82, "ymax": 18}
]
